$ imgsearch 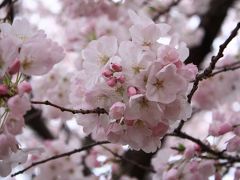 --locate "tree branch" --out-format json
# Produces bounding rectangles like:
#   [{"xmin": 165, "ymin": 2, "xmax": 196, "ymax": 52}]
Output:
[
  {"xmin": 31, "ymin": 100, "xmax": 108, "ymax": 115},
  {"xmin": 167, "ymin": 130, "xmax": 240, "ymax": 163},
  {"xmin": 24, "ymin": 108, "xmax": 55, "ymax": 139},
  {"xmin": 185, "ymin": 0, "xmax": 237, "ymax": 66},
  {"xmin": 187, "ymin": 22, "xmax": 240, "ymax": 103},
  {"xmin": 101, "ymin": 145, "xmax": 156, "ymax": 173},
  {"xmin": 11, "ymin": 141, "xmax": 109, "ymax": 177},
  {"xmin": 210, "ymin": 62, "xmax": 240, "ymax": 77},
  {"xmin": 152, "ymin": 0, "xmax": 181, "ymax": 21}
]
